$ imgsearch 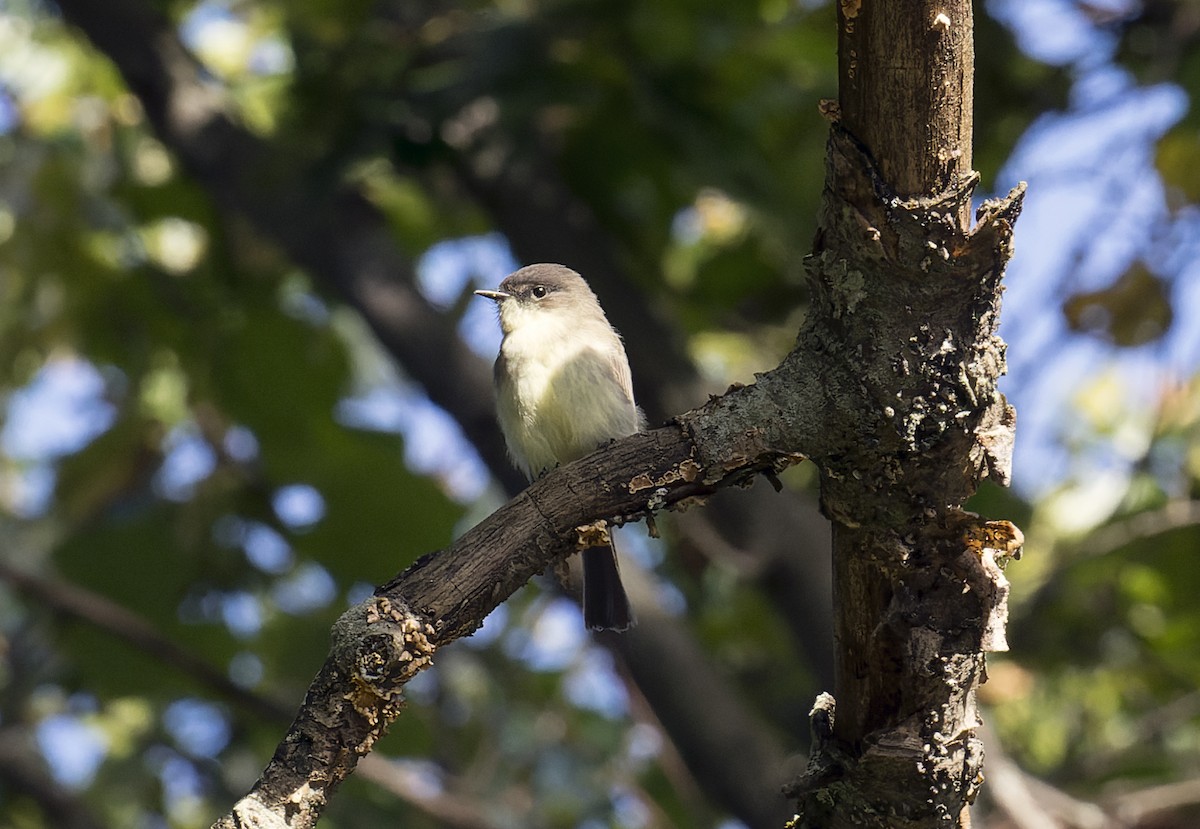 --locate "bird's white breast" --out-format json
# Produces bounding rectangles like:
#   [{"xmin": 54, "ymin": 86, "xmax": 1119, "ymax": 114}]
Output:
[{"xmin": 497, "ymin": 305, "xmax": 639, "ymax": 478}]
